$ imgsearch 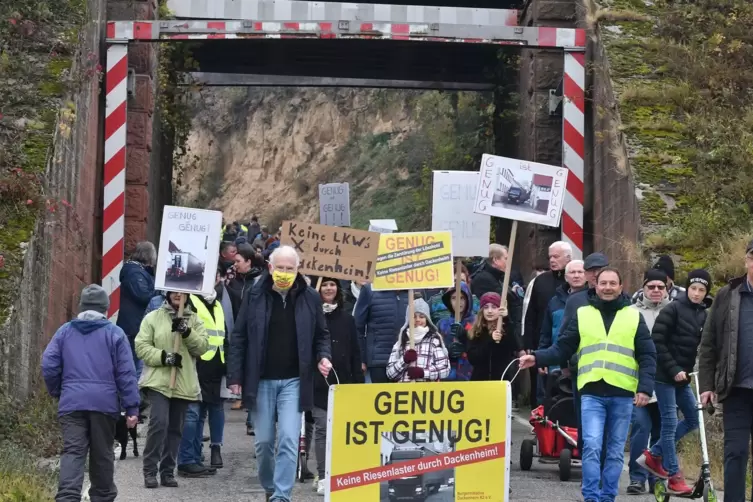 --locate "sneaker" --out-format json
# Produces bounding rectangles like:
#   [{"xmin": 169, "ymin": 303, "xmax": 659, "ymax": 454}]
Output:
[
  {"xmin": 247, "ymin": 425, "xmax": 255, "ymax": 436},
  {"xmin": 160, "ymin": 474, "xmax": 178, "ymax": 487},
  {"xmin": 317, "ymin": 479, "xmax": 326, "ymax": 495},
  {"xmin": 312, "ymin": 475, "xmax": 319, "ymax": 492},
  {"xmin": 626, "ymin": 480, "xmax": 646, "ymax": 494},
  {"xmin": 667, "ymin": 473, "xmax": 693, "ymax": 495},
  {"xmin": 144, "ymin": 474, "xmax": 159, "ymax": 489},
  {"xmin": 636, "ymin": 450, "xmax": 669, "ymax": 479}
]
